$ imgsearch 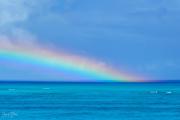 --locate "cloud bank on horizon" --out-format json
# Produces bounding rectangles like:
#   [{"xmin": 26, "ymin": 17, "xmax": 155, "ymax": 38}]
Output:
[{"xmin": 0, "ymin": 0, "xmax": 180, "ymax": 81}]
